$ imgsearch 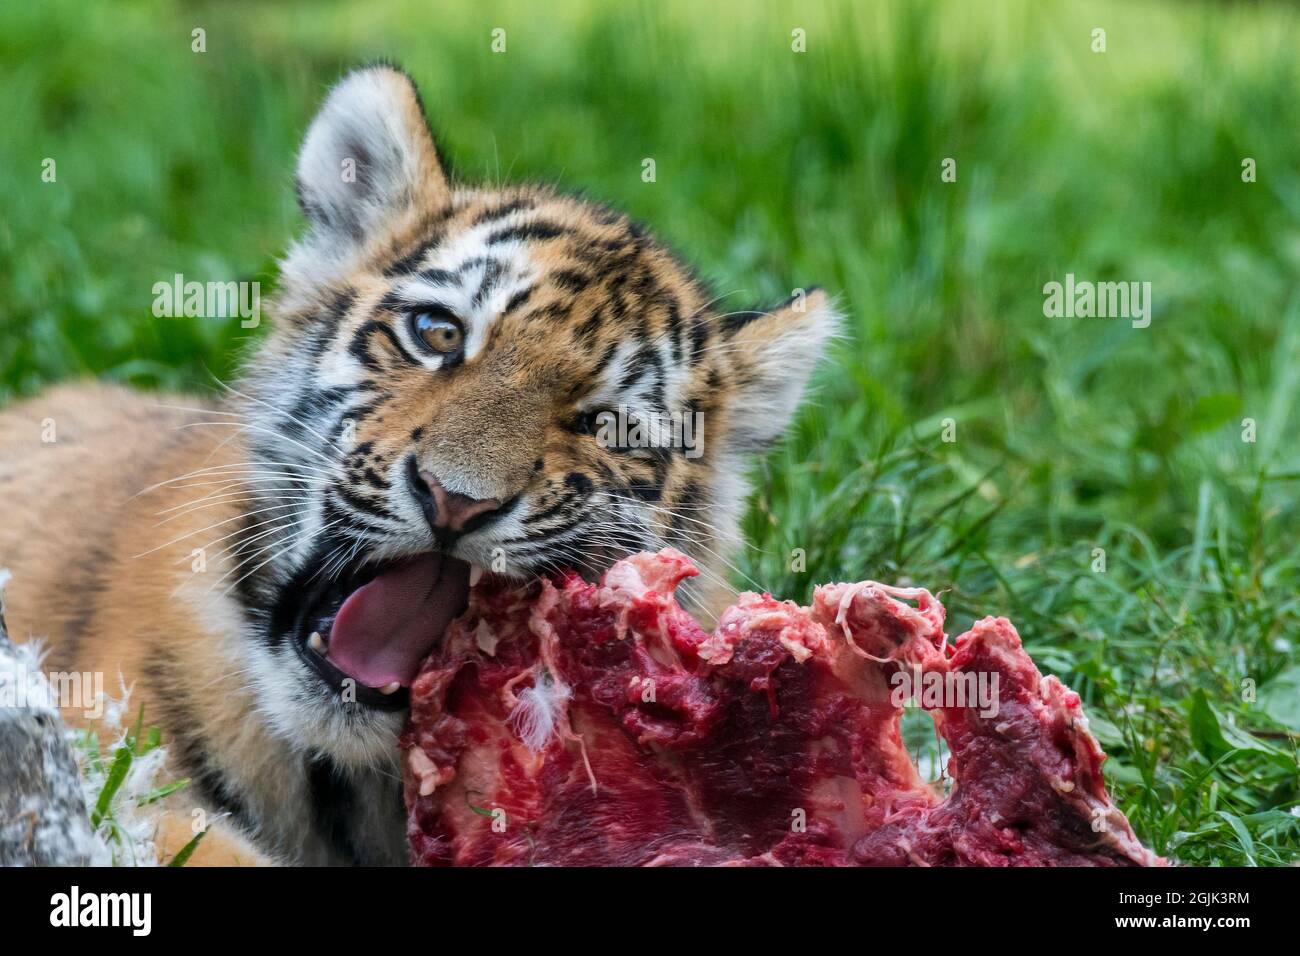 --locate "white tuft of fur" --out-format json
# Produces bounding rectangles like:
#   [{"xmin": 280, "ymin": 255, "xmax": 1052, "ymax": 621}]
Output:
[
  {"xmin": 68, "ymin": 676, "xmax": 172, "ymax": 867},
  {"xmin": 508, "ymin": 670, "xmax": 572, "ymax": 752},
  {"xmin": 723, "ymin": 291, "xmax": 844, "ymax": 453}
]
